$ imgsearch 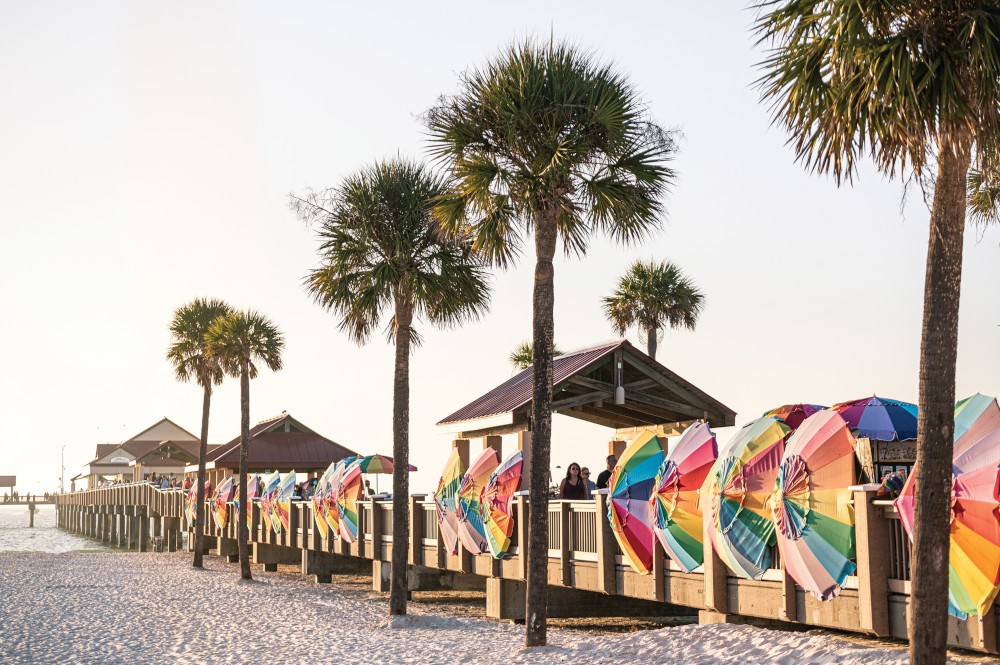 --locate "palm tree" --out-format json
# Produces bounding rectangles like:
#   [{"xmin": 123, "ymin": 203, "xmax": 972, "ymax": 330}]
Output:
[
  {"xmin": 509, "ymin": 341, "xmax": 562, "ymax": 371},
  {"xmin": 602, "ymin": 260, "xmax": 704, "ymax": 360},
  {"xmin": 291, "ymin": 158, "xmax": 491, "ymax": 616},
  {"xmin": 205, "ymin": 309, "xmax": 284, "ymax": 580},
  {"xmin": 166, "ymin": 297, "xmax": 233, "ymax": 568},
  {"xmin": 426, "ymin": 39, "xmax": 676, "ymax": 646},
  {"xmin": 754, "ymin": 5, "xmax": 1000, "ymax": 663}
]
